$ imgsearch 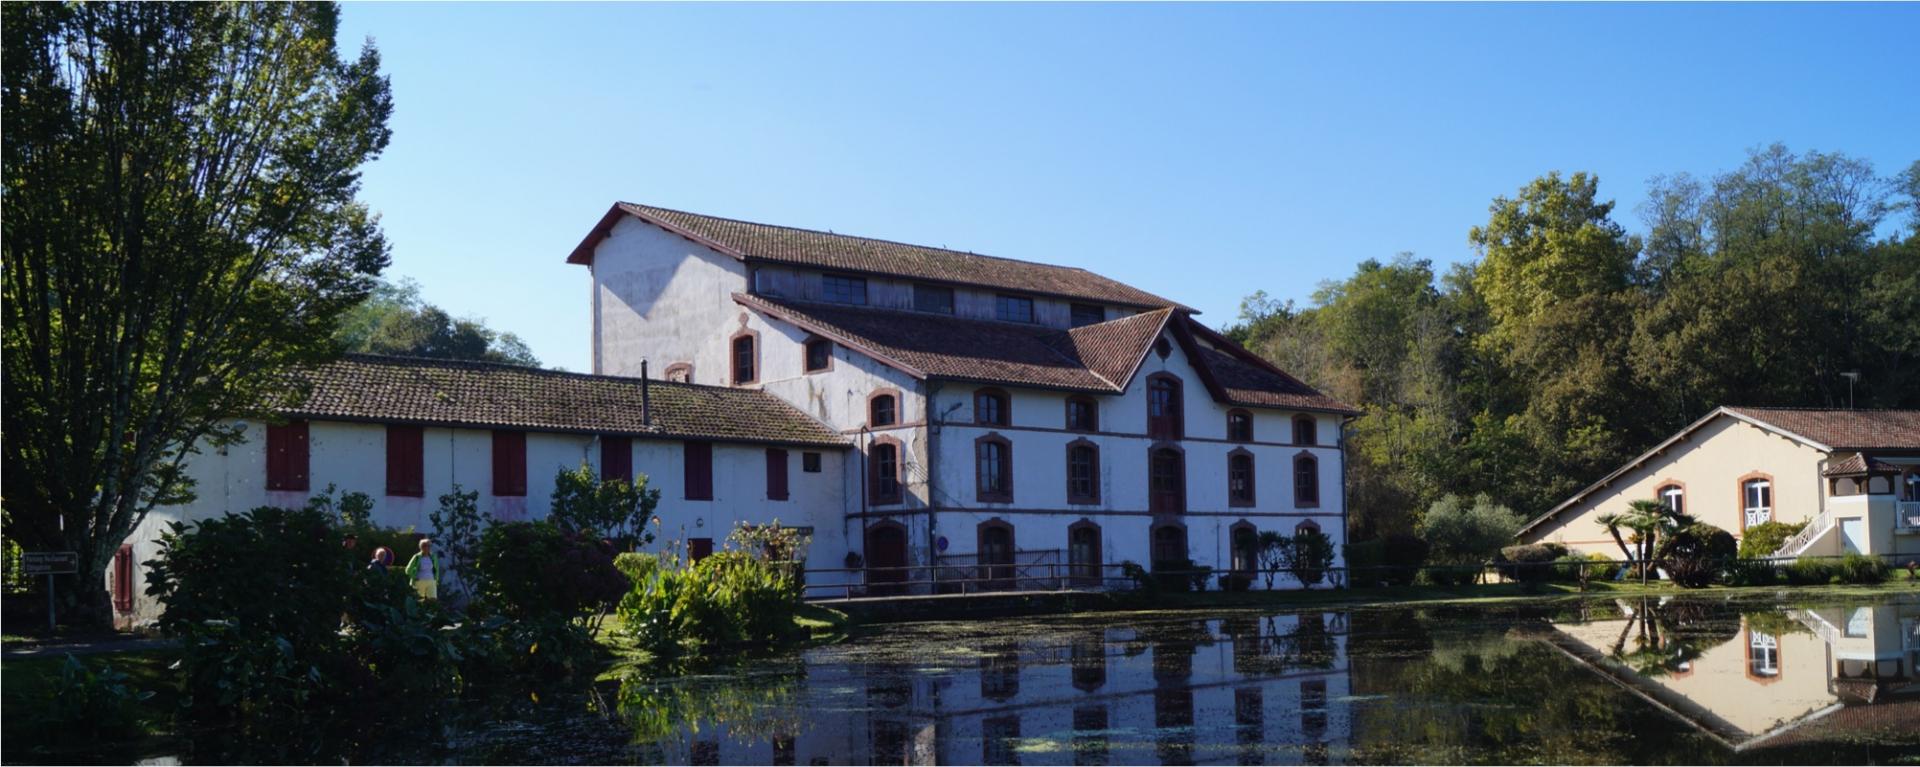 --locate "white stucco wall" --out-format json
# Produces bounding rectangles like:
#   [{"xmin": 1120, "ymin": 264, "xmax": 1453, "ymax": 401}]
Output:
[
  {"xmin": 591, "ymin": 216, "xmax": 751, "ymax": 381},
  {"xmin": 109, "ymin": 418, "xmax": 850, "ymax": 624}
]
